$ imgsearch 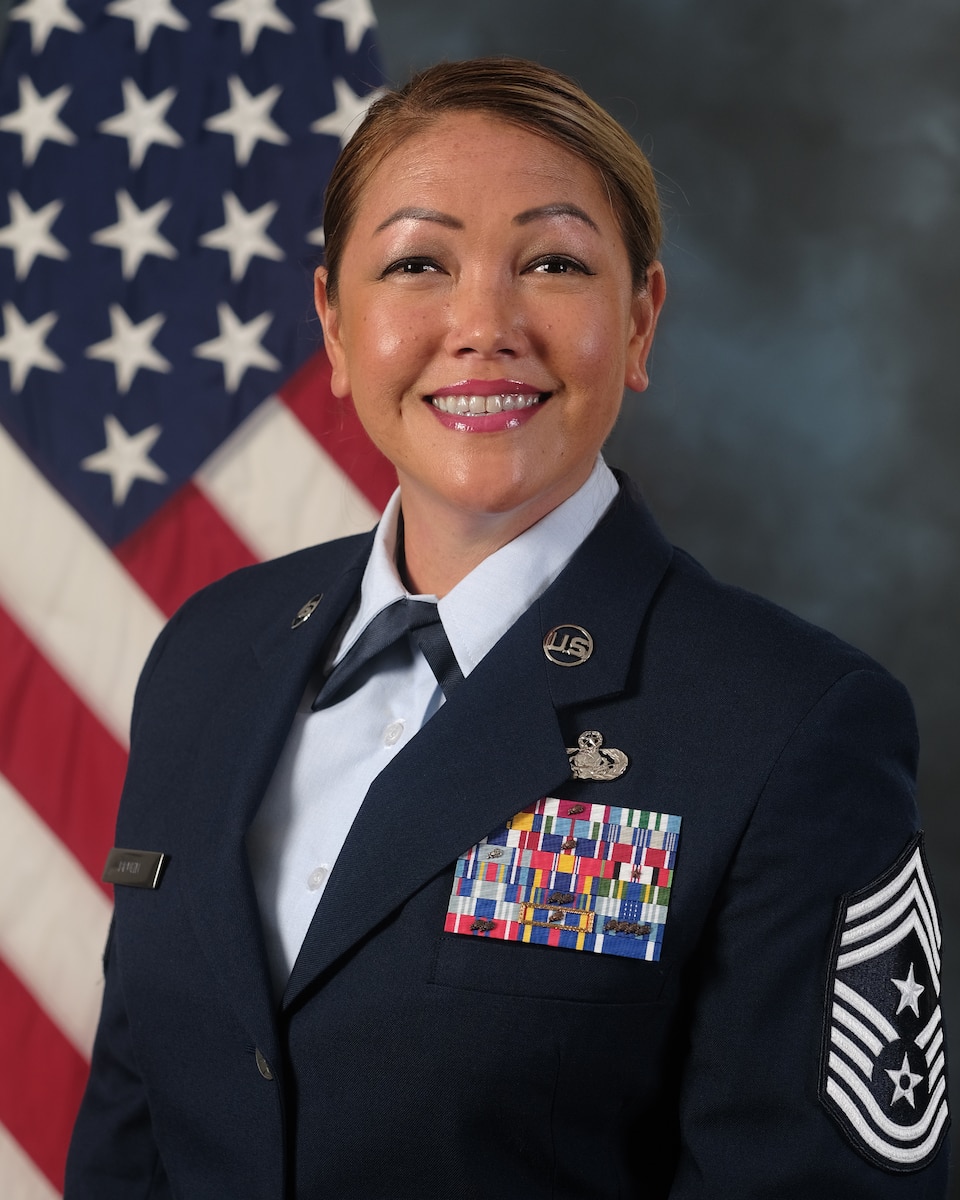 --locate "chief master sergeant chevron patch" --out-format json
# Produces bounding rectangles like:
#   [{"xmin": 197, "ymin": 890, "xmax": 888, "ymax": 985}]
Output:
[{"xmin": 820, "ymin": 833, "xmax": 949, "ymax": 1171}]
